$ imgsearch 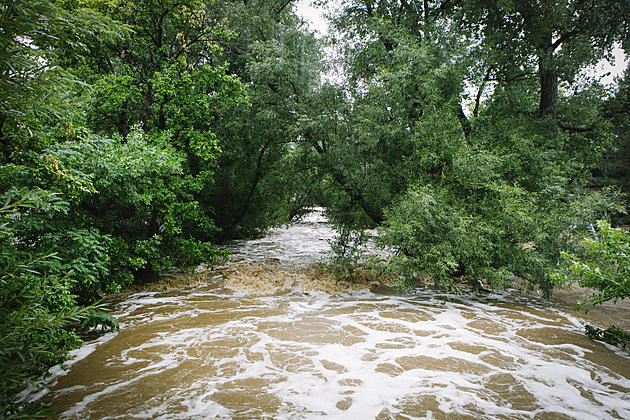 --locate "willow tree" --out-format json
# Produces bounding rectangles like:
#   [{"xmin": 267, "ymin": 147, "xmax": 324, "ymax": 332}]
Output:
[
  {"xmin": 196, "ymin": 0, "xmax": 324, "ymax": 237},
  {"xmin": 311, "ymin": 0, "xmax": 625, "ymax": 294},
  {"xmin": 293, "ymin": 0, "xmax": 470, "ymax": 225}
]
